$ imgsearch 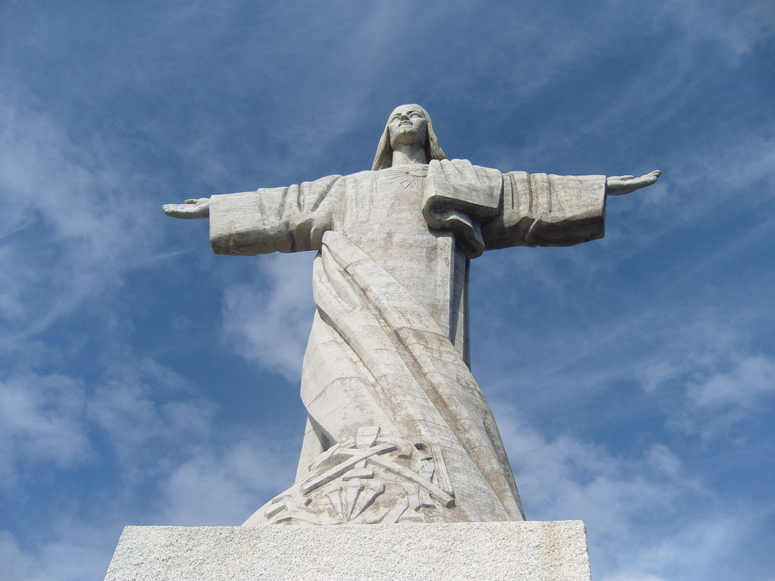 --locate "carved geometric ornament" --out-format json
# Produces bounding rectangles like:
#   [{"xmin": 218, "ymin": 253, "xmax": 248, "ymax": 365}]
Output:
[{"xmin": 250, "ymin": 426, "xmax": 455, "ymax": 526}]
